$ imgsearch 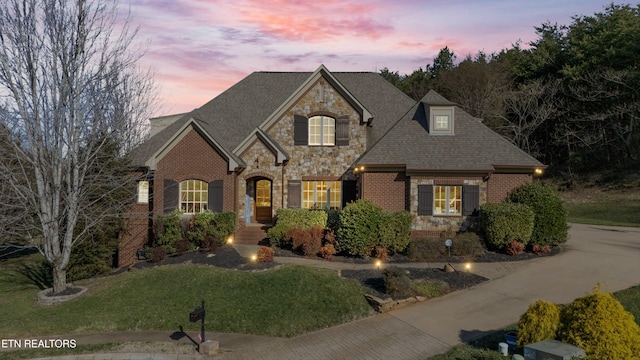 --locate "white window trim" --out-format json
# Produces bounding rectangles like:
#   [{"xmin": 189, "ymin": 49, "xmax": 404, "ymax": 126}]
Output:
[
  {"xmin": 308, "ymin": 115, "xmax": 335, "ymax": 146},
  {"xmin": 434, "ymin": 185, "xmax": 461, "ymax": 216},
  {"xmin": 180, "ymin": 179, "xmax": 208, "ymax": 214},
  {"xmin": 302, "ymin": 180, "xmax": 342, "ymax": 210}
]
